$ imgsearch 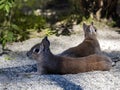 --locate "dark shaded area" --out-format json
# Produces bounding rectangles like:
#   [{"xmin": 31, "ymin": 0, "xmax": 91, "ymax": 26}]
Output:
[
  {"xmin": 40, "ymin": 0, "xmax": 82, "ymax": 36},
  {"xmin": 111, "ymin": 16, "xmax": 120, "ymax": 27},
  {"xmin": 0, "ymin": 50, "xmax": 83, "ymax": 90},
  {"xmin": 115, "ymin": 29, "xmax": 120, "ymax": 34},
  {"xmin": 55, "ymin": 24, "xmax": 72, "ymax": 36},
  {"xmin": 40, "ymin": 0, "xmax": 120, "ymax": 36},
  {"xmin": 0, "ymin": 64, "xmax": 83, "ymax": 89},
  {"xmin": 45, "ymin": 75, "xmax": 83, "ymax": 90},
  {"xmin": 102, "ymin": 51, "xmax": 120, "ymax": 64},
  {"xmin": 45, "ymin": 0, "xmax": 71, "ymax": 10},
  {"xmin": 0, "ymin": 64, "xmax": 37, "ymax": 79},
  {"xmin": 0, "ymin": 48, "xmax": 12, "ymax": 56},
  {"xmin": 0, "ymin": 63, "xmax": 83, "ymax": 89},
  {"xmin": 44, "ymin": 0, "xmax": 119, "ymax": 22}
]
